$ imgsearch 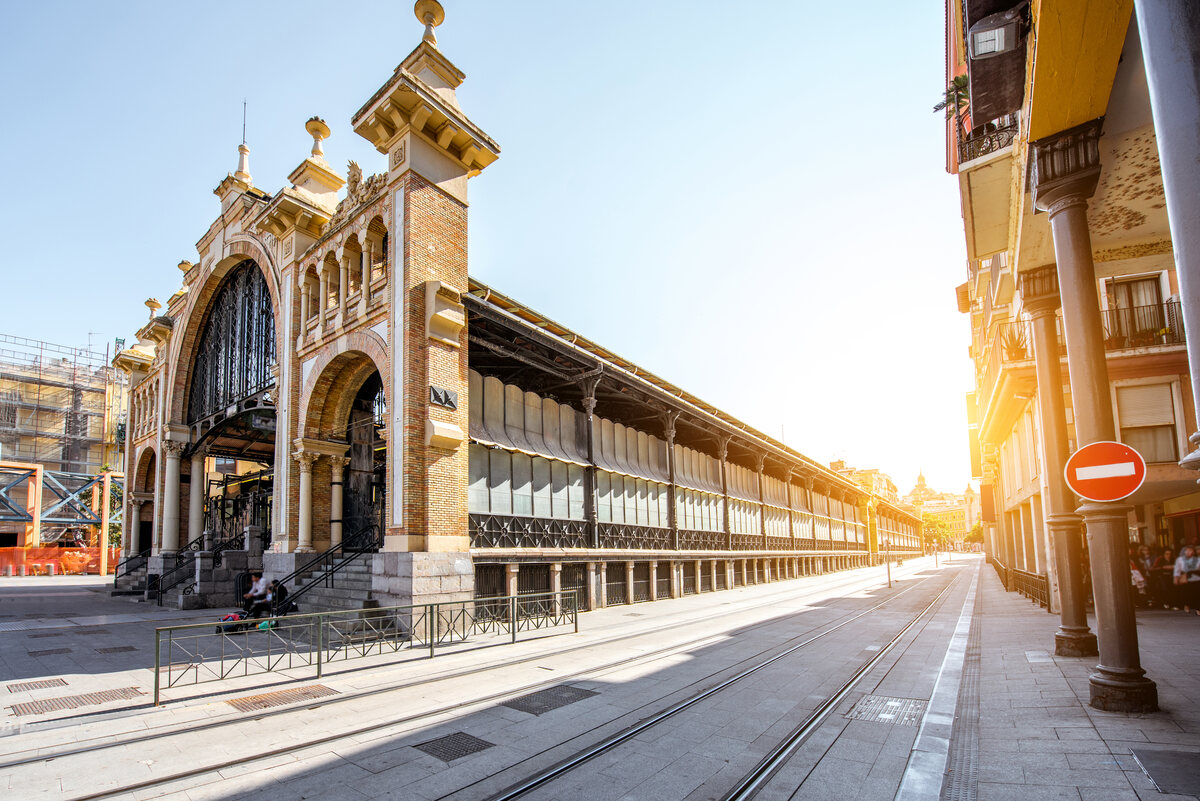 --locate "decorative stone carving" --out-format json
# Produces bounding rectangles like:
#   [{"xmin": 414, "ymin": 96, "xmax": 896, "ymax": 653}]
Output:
[{"xmin": 327, "ymin": 160, "xmax": 387, "ymax": 230}]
